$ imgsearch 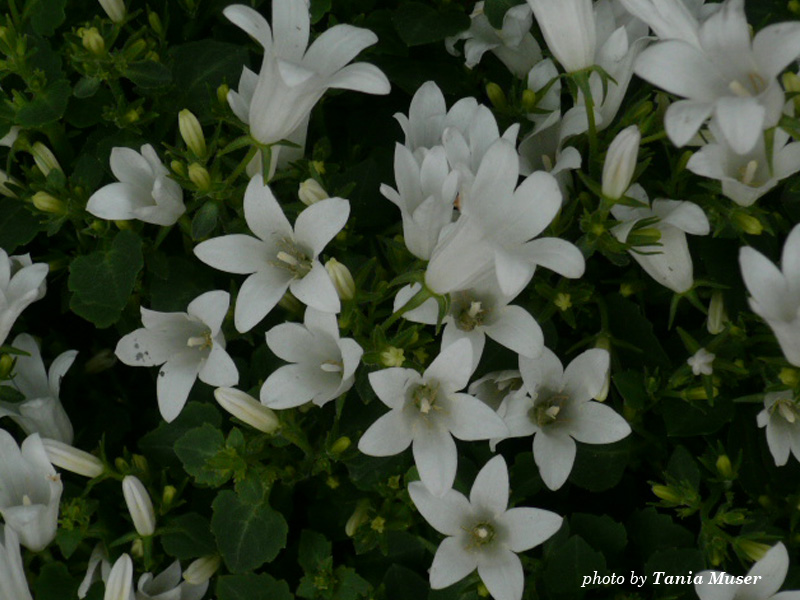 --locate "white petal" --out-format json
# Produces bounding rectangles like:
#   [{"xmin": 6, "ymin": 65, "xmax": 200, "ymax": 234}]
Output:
[
  {"xmin": 187, "ymin": 290, "xmax": 229, "ymax": 335},
  {"xmin": 664, "ymin": 100, "xmax": 714, "ymax": 148},
  {"xmin": 289, "ymin": 261, "xmax": 341, "ymax": 313},
  {"xmin": 652, "ymin": 200, "xmax": 710, "ymax": 236},
  {"xmin": 469, "ymin": 455, "xmax": 508, "ymax": 515},
  {"xmin": 713, "ymin": 97, "xmax": 765, "ymax": 155},
  {"xmin": 753, "ymin": 22, "xmax": 800, "ymax": 79},
  {"xmin": 243, "ymin": 174, "xmax": 293, "ymax": 241},
  {"xmin": 486, "ymin": 305, "xmax": 543, "ymax": 358},
  {"xmin": 7, "ymin": 334, "xmax": 49, "ymax": 398},
  {"xmin": 739, "ymin": 247, "xmax": 792, "ymax": 322},
  {"xmin": 303, "ymin": 24, "xmax": 379, "ymax": 75},
  {"xmin": 338, "ymin": 338, "xmax": 363, "ymax": 382},
  {"xmin": 781, "ymin": 224, "xmax": 800, "ymax": 290},
  {"xmin": 533, "ymin": 431, "xmax": 576, "ymax": 491},
  {"xmin": 224, "ymin": 4, "xmax": 273, "ymax": 49},
  {"xmin": 498, "ymin": 507, "xmax": 563, "ymax": 552},
  {"xmin": 413, "ymin": 427, "xmax": 457, "ymax": 497},
  {"xmin": 368, "ymin": 368, "xmax": 417, "ymax": 409},
  {"xmin": 744, "ymin": 542, "xmax": 789, "ymax": 599},
  {"xmin": 494, "ymin": 249, "xmax": 534, "ymax": 297},
  {"xmin": 766, "ymin": 417, "xmax": 792, "ymax": 466},
  {"xmin": 294, "ymin": 198, "xmax": 350, "ymax": 257},
  {"xmin": 198, "ymin": 345, "xmax": 238, "ymax": 387},
  {"xmin": 563, "ymin": 349, "xmax": 610, "ymax": 403},
  {"xmin": 261, "ymin": 363, "xmax": 324, "ymax": 409},
  {"xmin": 271, "ymin": 0, "xmax": 310, "ymax": 61},
  {"xmin": 234, "ymin": 269, "xmax": 292, "ymax": 333},
  {"xmin": 424, "ymin": 339, "xmax": 474, "ymax": 391},
  {"xmin": 327, "ymin": 63, "xmax": 391, "ymax": 95},
  {"xmin": 430, "ymin": 536, "xmax": 476, "ymax": 589},
  {"xmin": 115, "ymin": 329, "xmax": 180, "ymax": 367},
  {"xmin": 157, "ymin": 352, "xmax": 201, "ymax": 423},
  {"xmin": 47, "ymin": 350, "xmax": 77, "ymax": 398},
  {"xmin": 447, "ymin": 393, "xmax": 509, "ymax": 441},
  {"xmin": 408, "ymin": 482, "xmax": 471, "ymax": 536},
  {"xmin": 266, "ymin": 323, "xmax": 316, "ymax": 363},
  {"xmin": 629, "ymin": 226, "xmax": 694, "ymax": 293},
  {"xmin": 86, "ymin": 183, "xmax": 150, "ymax": 221},
  {"xmin": 569, "ymin": 402, "xmax": 631, "ymax": 444},
  {"xmin": 519, "ymin": 347, "xmax": 563, "ymax": 395},
  {"xmin": 477, "ymin": 550, "xmax": 524, "ymax": 600},
  {"xmin": 194, "ymin": 235, "xmax": 269, "ymax": 275},
  {"xmin": 521, "ymin": 238, "xmax": 585, "ymax": 278},
  {"xmin": 634, "ymin": 40, "xmax": 724, "ymax": 101},
  {"xmin": 109, "ymin": 146, "xmax": 155, "ymax": 188},
  {"xmin": 357, "ymin": 410, "xmax": 412, "ymax": 456}
]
